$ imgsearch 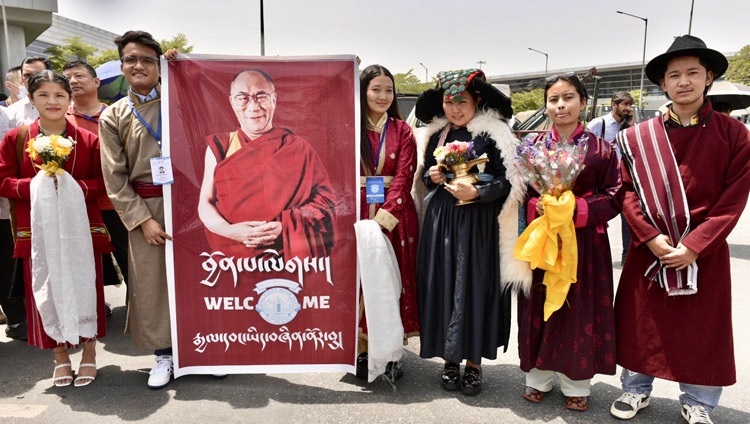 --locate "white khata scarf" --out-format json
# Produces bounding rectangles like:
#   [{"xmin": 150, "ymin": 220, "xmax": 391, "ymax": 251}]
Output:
[
  {"xmin": 354, "ymin": 219, "xmax": 403, "ymax": 382},
  {"xmin": 30, "ymin": 171, "xmax": 97, "ymax": 345}
]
